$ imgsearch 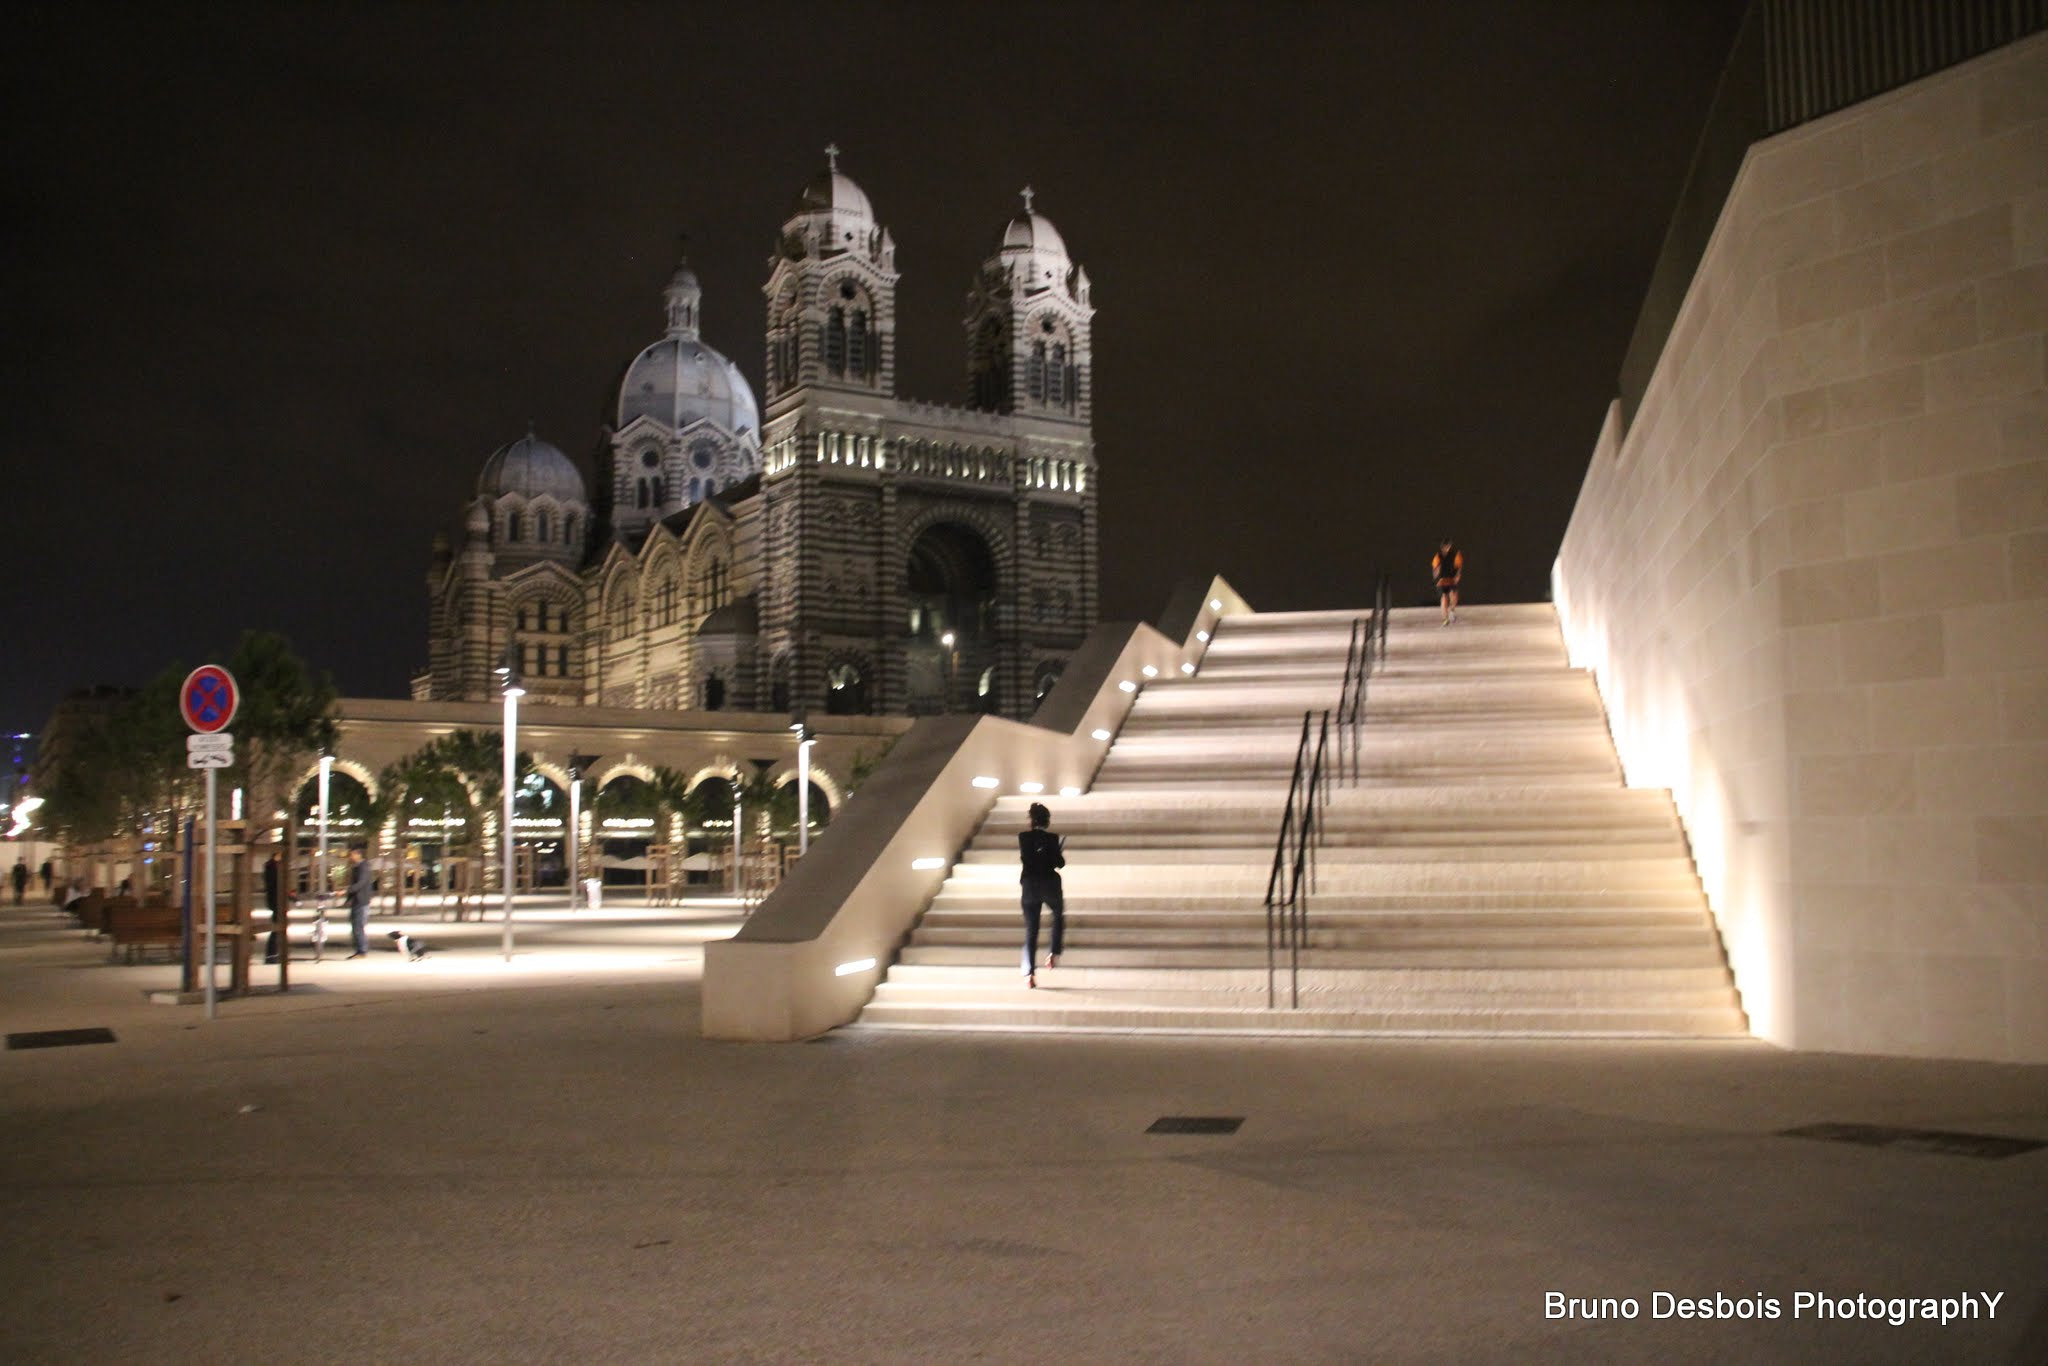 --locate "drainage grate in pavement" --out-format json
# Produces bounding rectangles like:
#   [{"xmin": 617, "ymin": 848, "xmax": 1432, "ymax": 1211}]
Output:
[
  {"xmin": 1147, "ymin": 1116, "xmax": 1244, "ymax": 1135},
  {"xmin": 1781, "ymin": 1122, "xmax": 2044, "ymax": 1160},
  {"xmin": 7, "ymin": 1027, "xmax": 118, "ymax": 1051}
]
